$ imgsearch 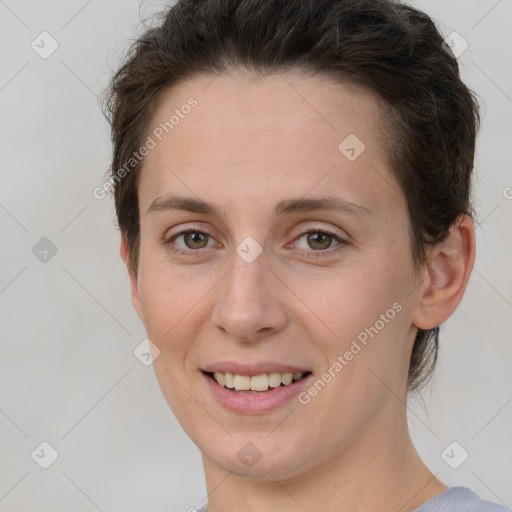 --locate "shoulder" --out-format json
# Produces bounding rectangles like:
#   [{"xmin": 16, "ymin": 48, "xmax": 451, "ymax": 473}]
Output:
[
  {"xmin": 413, "ymin": 487, "xmax": 510, "ymax": 512},
  {"xmin": 189, "ymin": 489, "xmax": 510, "ymax": 512}
]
